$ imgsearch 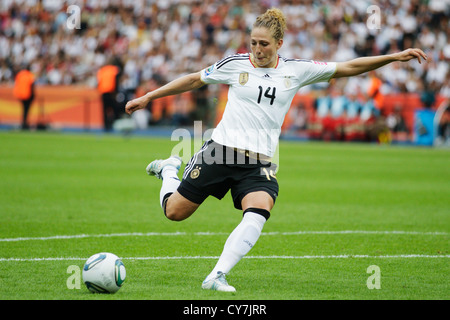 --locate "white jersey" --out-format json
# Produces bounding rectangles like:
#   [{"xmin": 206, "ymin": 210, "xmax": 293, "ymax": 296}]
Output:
[{"xmin": 200, "ymin": 53, "xmax": 336, "ymax": 157}]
